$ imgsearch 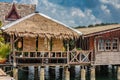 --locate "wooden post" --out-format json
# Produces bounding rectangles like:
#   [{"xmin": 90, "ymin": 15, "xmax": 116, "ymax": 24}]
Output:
[
  {"xmin": 94, "ymin": 37, "xmax": 97, "ymax": 63},
  {"xmin": 13, "ymin": 67, "xmax": 18, "ymax": 80},
  {"xmin": 81, "ymin": 67, "xmax": 86, "ymax": 80},
  {"xmin": 65, "ymin": 66, "xmax": 70, "ymax": 80},
  {"xmin": 117, "ymin": 66, "xmax": 120, "ymax": 80},
  {"xmin": 67, "ymin": 41, "xmax": 69, "ymax": 64},
  {"xmin": 40, "ymin": 66, "xmax": 45, "ymax": 80},
  {"xmin": 91, "ymin": 67, "xmax": 95, "ymax": 80}
]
